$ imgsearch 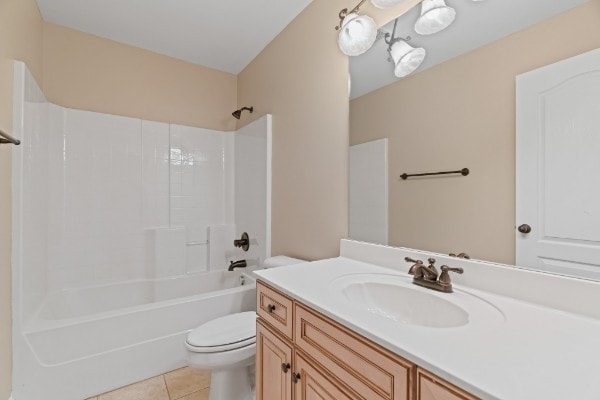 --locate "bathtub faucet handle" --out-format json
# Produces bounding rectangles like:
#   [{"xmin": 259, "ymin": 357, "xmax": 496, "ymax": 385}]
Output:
[{"xmin": 233, "ymin": 232, "xmax": 250, "ymax": 251}]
